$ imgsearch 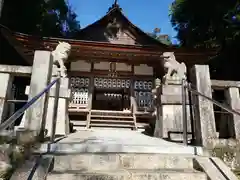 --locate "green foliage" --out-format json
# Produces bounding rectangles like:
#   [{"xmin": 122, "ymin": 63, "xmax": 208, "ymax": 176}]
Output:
[
  {"xmin": 0, "ymin": 0, "xmax": 80, "ymax": 37},
  {"xmin": 147, "ymin": 28, "xmax": 172, "ymax": 45},
  {"xmin": 170, "ymin": 0, "xmax": 240, "ymax": 80},
  {"xmin": 170, "ymin": 0, "xmax": 240, "ymax": 48}
]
